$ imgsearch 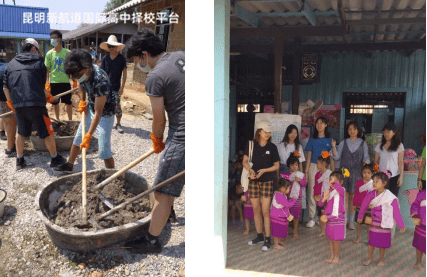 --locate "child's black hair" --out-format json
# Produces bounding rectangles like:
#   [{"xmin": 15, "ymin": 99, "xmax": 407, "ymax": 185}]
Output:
[
  {"xmin": 276, "ymin": 177, "xmax": 292, "ymax": 191},
  {"xmin": 373, "ymin": 170, "xmax": 392, "ymax": 188},
  {"xmin": 361, "ymin": 163, "xmax": 375, "ymax": 176},
  {"xmin": 313, "ymin": 116, "xmax": 331, "ymax": 138},
  {"xmin": 317, "ymin": 154, "xmax": 331, "ymax": 166},
  {"xmin": 330, "ymin": 169, "xmax": 346, "ymax": 184},
  {"xmin": 286, "ymin": 152, "xmax": 299, "ymax": 168}
]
